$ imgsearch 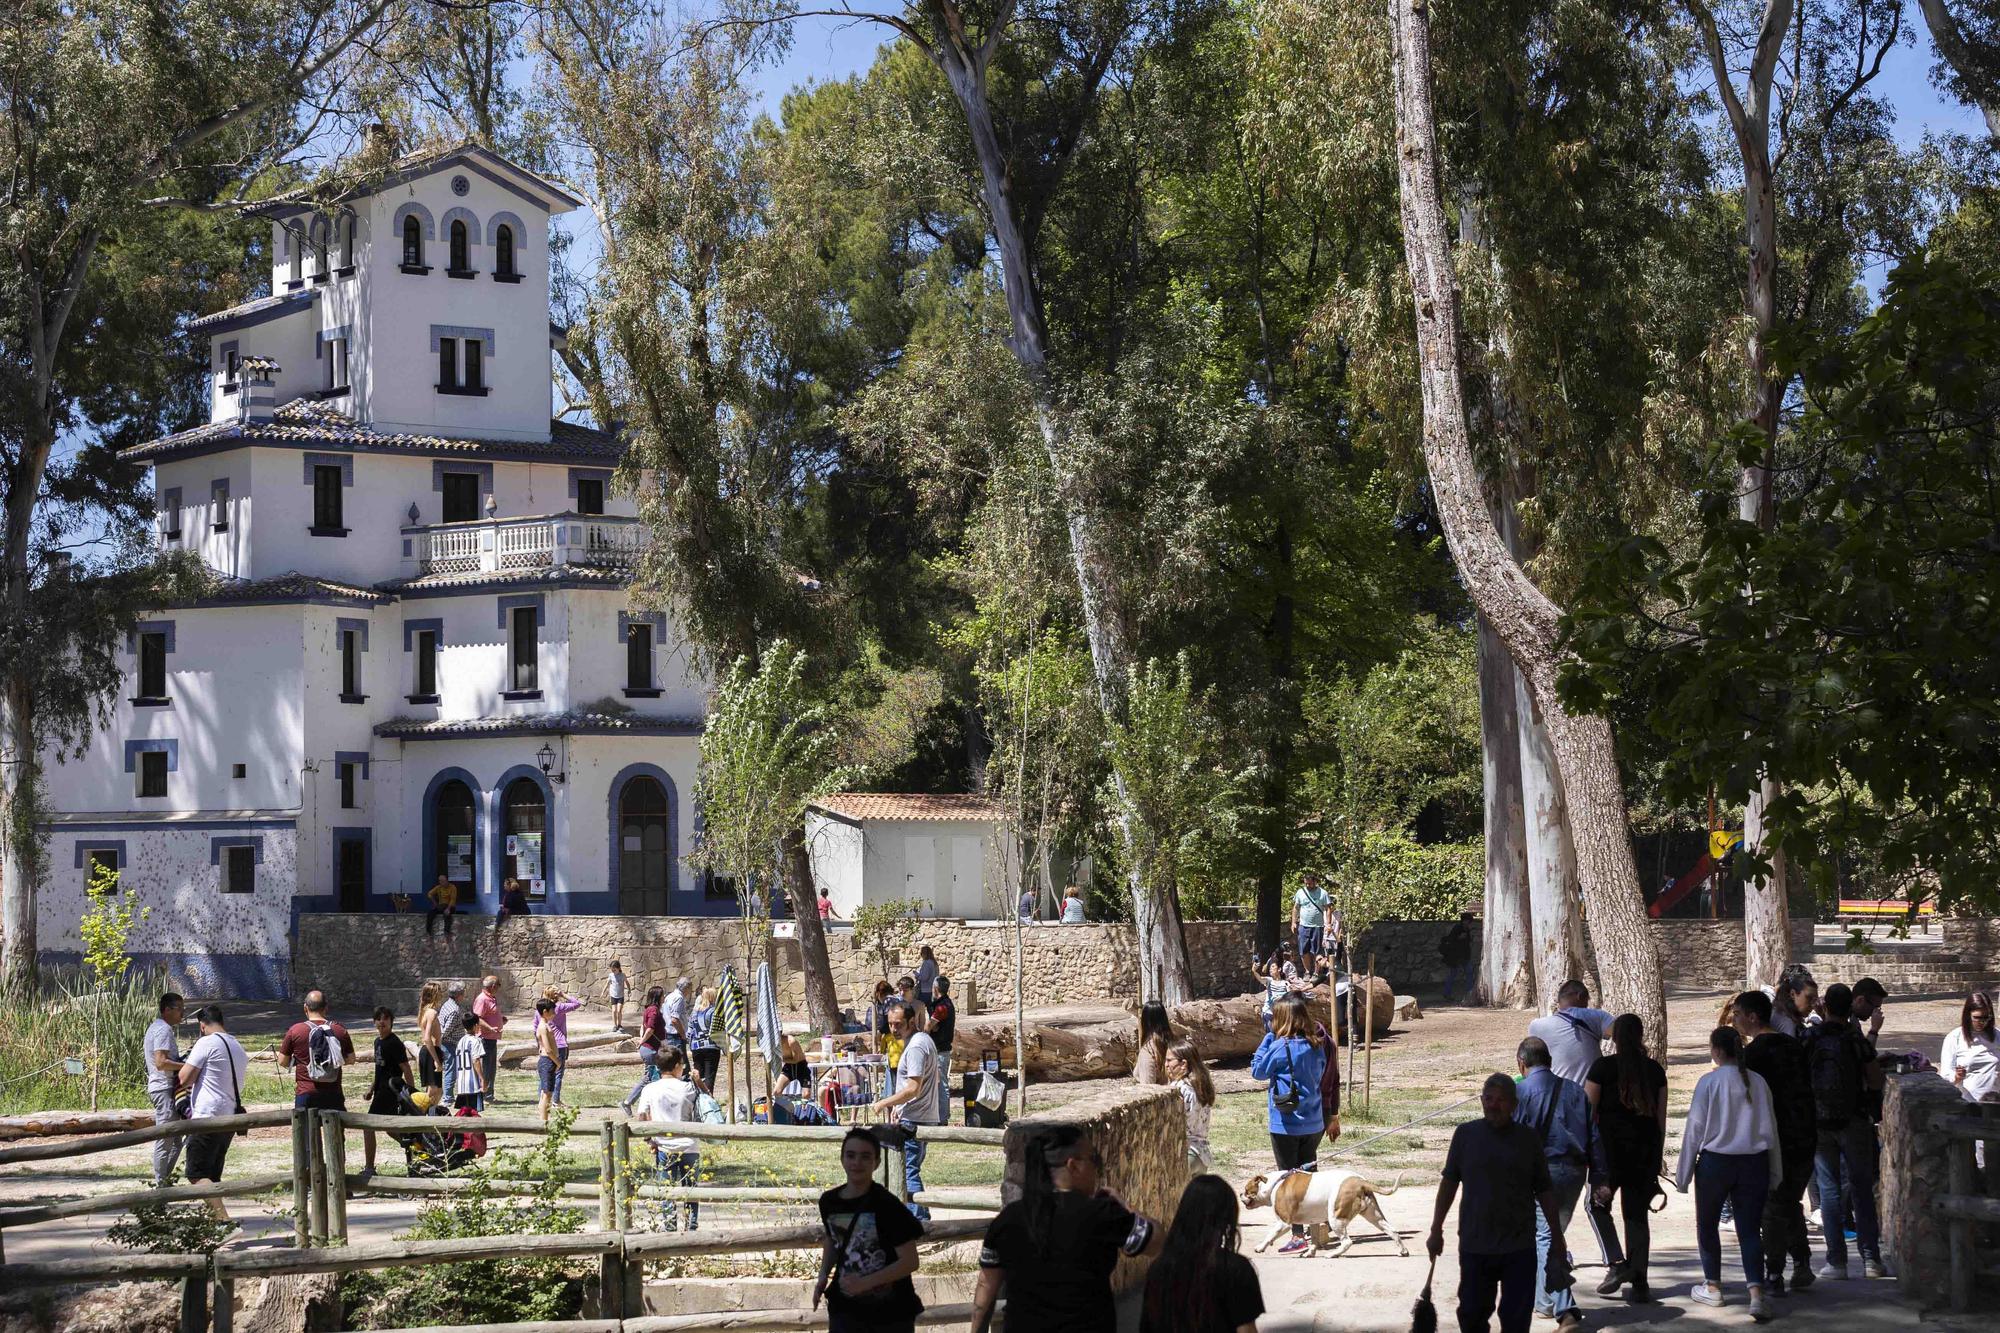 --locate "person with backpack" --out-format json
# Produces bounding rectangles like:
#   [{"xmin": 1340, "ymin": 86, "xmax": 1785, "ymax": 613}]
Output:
[
  {"xmin": 1513, "ymin": 1036, "xmax": 1604, "ymax": 1332},
  {"xmin": 1527, "ymin": 981, "xmax": 1614, "ymax": 1086},
  {"xmin": 278, "ymin": 989, "xmax": 356, "ymax": 1112},
  {"xmin": 815, "ymin": 1127, "xmax": 927, "ymax": 1332},
  {"xmin": 1734, "ymin": 989, "xmax": 1819, "ymax": 1295},
  {"xmin": 1803, "ymin": 983, "xmax": 1886, "ymax": 1279},
  {"xmin": 1250, "ymin": 993, "xmax": 1329, "ymax": 1255}
]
